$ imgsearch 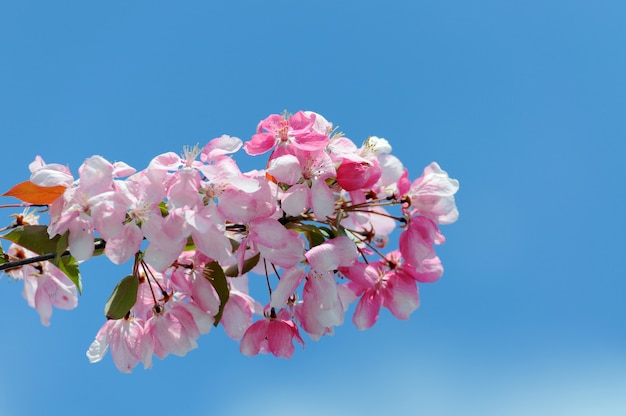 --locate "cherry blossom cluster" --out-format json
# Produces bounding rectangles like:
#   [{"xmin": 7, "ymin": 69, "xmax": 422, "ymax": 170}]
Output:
[{"xmin": 0, "ymin": 111, "xmax": 459, "ymax": 372}]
